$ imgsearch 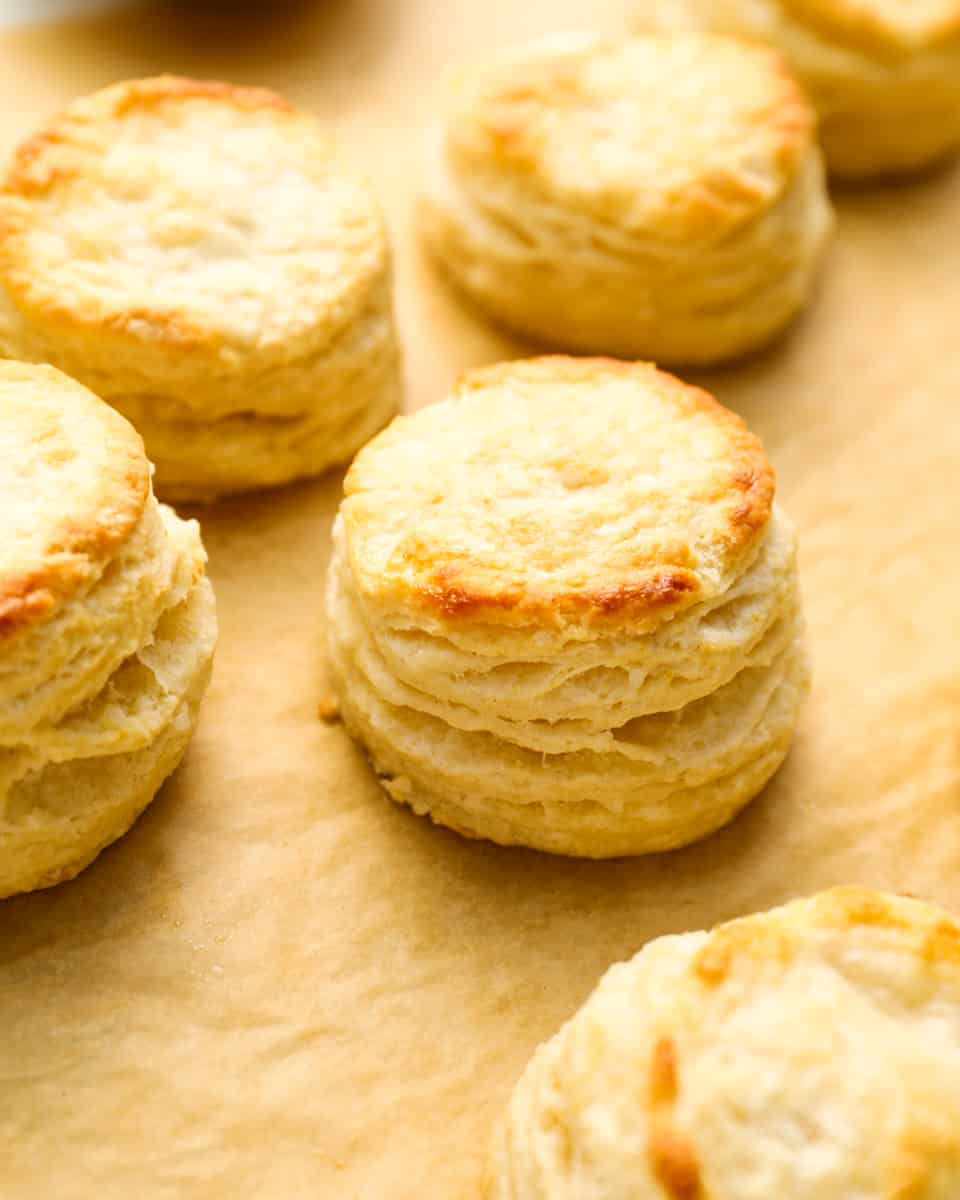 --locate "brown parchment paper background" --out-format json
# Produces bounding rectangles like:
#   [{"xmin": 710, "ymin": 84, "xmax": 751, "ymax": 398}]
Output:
[{"xmin": 1, "ymin": 1, "xmax": 960, "ymax": 1195}]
